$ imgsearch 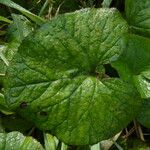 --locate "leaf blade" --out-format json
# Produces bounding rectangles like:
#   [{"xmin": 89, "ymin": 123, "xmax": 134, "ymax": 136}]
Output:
[{"xmin": 4, "ymin": 8, "xmax": 142, "ymax": 145}]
